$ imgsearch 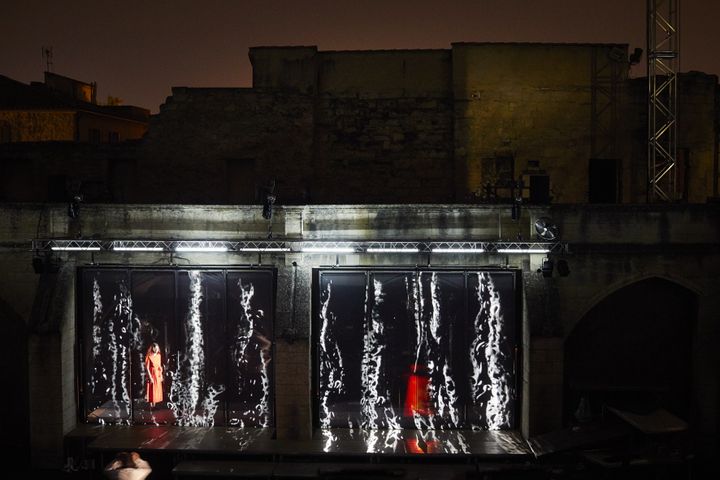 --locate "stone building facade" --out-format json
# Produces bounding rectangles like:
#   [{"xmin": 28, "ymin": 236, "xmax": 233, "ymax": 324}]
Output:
[{"xmin": 0, "ymin": 43, "xmax": 719, "ymax": 471}]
